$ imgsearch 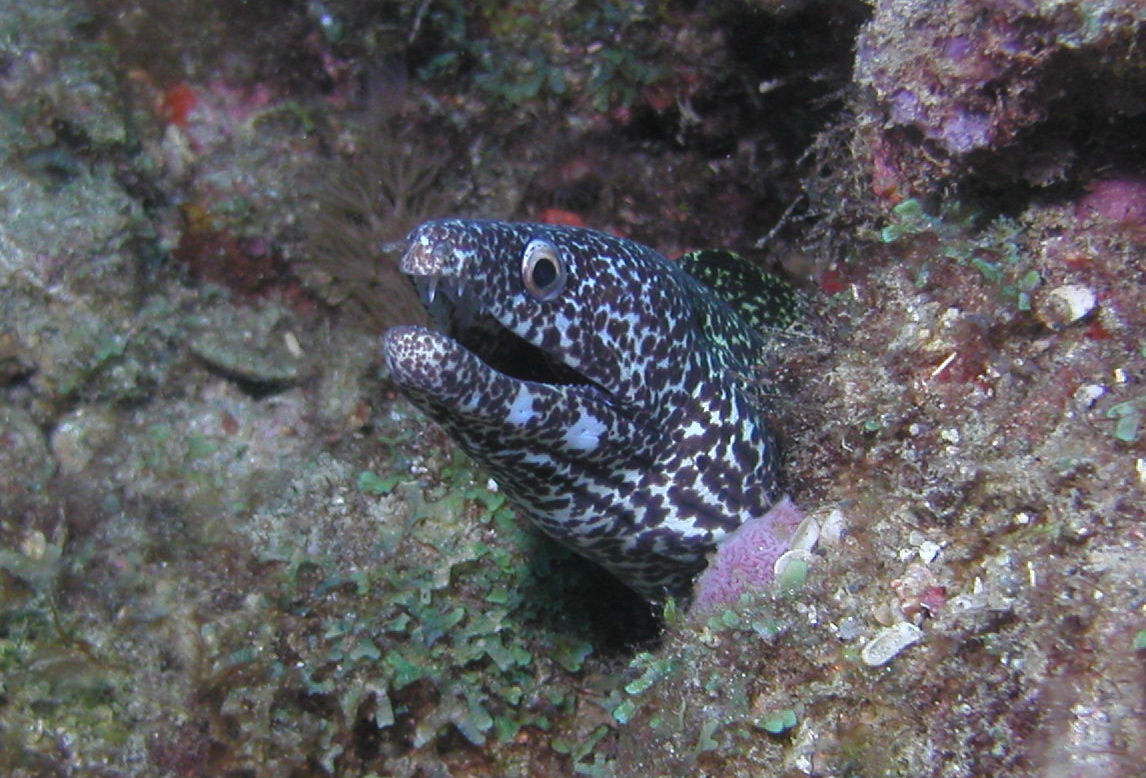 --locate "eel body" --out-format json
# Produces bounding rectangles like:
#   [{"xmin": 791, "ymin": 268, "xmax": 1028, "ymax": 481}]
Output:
[{"xmin": 383, "ymin": 219, "xmax": 791, "ymax": 599}]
